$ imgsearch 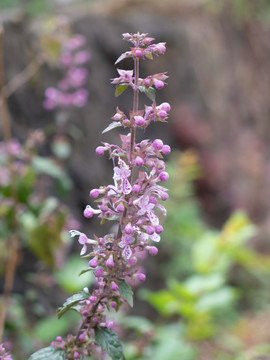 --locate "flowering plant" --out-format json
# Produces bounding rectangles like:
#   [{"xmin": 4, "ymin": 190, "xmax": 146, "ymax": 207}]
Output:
[{"xmin": 28, "ymin": 32, "xmax": 170, "ymax": 360}]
